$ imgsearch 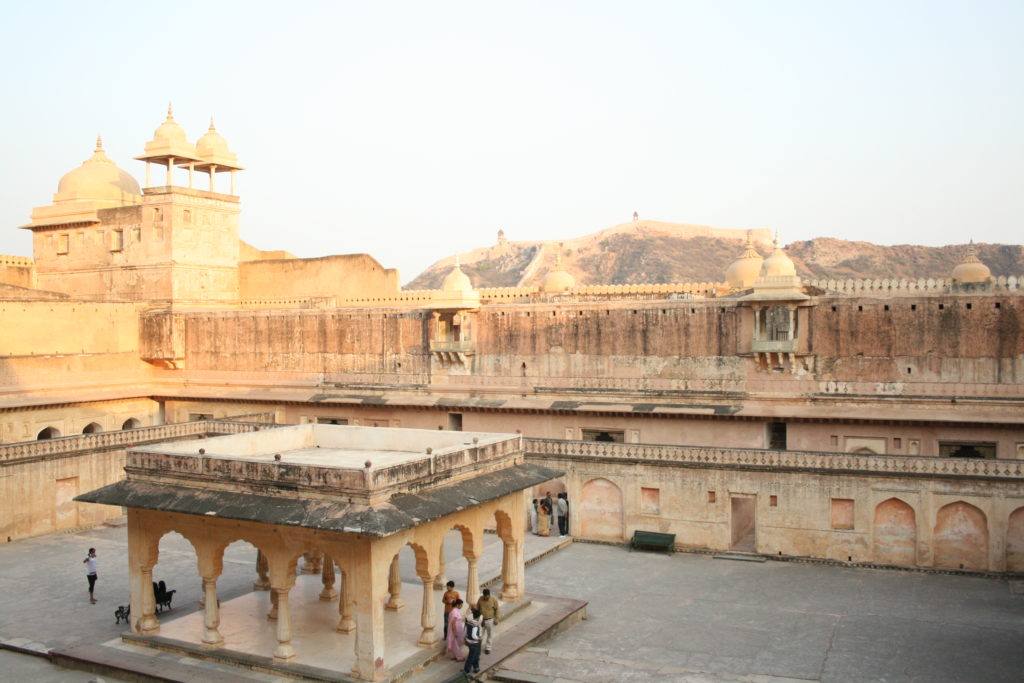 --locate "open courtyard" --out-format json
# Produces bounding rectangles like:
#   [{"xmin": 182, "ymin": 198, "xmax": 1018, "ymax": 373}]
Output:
[{"xmin": 0, "ymin": 523, "xmax": 1021, "ymax": 681}]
